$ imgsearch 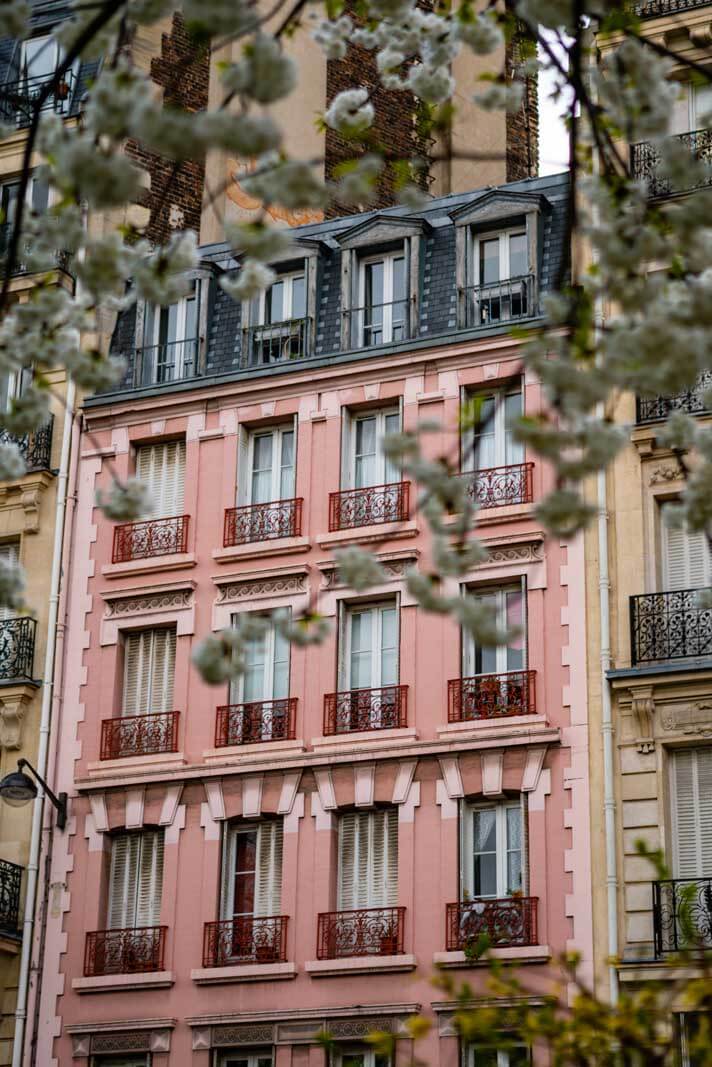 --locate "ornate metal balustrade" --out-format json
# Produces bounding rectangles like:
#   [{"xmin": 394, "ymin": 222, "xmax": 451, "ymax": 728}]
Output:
[
  {"xmin": 653, "ymin": 878, "xmax": 712, "ymax": 955},
  {"xmin": 0, "ymin": 417, "xmax": 53, "ymax": 473},
  {"xmin": 215, "ymin": 698, "xmax": 296, "ymax": 747},
  {"xmin": 112, "ymin": 515, "xmax": 190, "ymax": 563},
  {"xmin": 630, "ymin": 588, "xmax": 712, "ymax": 665},
  {"xmin": 100, "ymin": 711, "xmax": 179, "ymax": 760},
  {"xmin": 328, "ymin": 481, "xmax": 410, "ymax": 531},
  {"xmin": 317, "ymin": 906, "xmax": 405, "ymax": 959},
  {"xmin": 203, "ymin": 915, "xmax": 288, "ymax": 966},
  {"xmin": 84, "ymin": 926, "xmax": 167, "ymax": 976},
  {"xmin": 446, "ymin": 897, "xmax": 538, "ymax": 950},
  {"xmin": 345, "ymin": 300, "xmax": 410, "ymax": 349},
  {"xmin": 223, "ymin": 498, "xmax": 302, "ymax": 546},
  {"xmin": 0, "ymin": 859, "xmax": 22, "ymax": 937},
  {"xmin": 323, "ymin": 685, "xmax": 408, "ymax": 735},
  {"xmin": 138, "ymin": 338, "xmax": 200, "ymax": 385},
  {"xmin": 0, "ymin": 69, "xmax": 76, "ymax": 129},
  {"xmin": 448, "ymin": 670, "xmax": 536, "ymax": 722},
  {"xmin": 243, "ymin": 319, "xmax": 309, "ymax": 366},
  {"xmin": 637, "ymin": 371, "xmax": 712, "ymax": 422},
  {"xmin": 461, "ymin": 462, "xmax": 534, "ymax": 509},
  {"xmin": 0, "ymin": 225, "xmax": 72, "ymax": 277},
  {"xmin": 462, "ymin": 275, "xmax": 536, "ymax": 327},
  {"xmin": 0, "ymin": 617, "xmax": 36, "ymax": 680},
  {"xmin": 631, "ymin": 129, "xmax": 712, "ymax": 198},
  {"xmin": 635, "ymin": 0, "xmax": 712, "ymax": 17}
]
